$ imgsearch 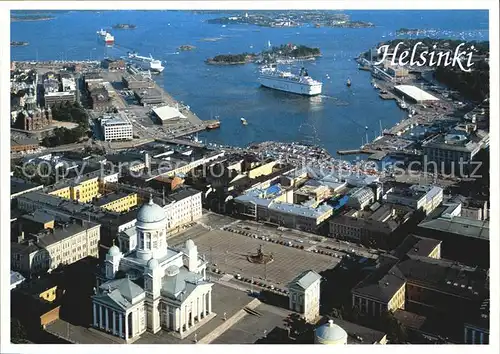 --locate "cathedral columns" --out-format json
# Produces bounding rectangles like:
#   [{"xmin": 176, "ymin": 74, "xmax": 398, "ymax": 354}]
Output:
[
  {"xmin": 93, "ymin": 303, "xmax": 97, "ymax": 327},
  {"xmin": 105, "ymin": 308, "xmax": 109, "ymax": 331},
  {"xmin": 125, "ymin": 312, "xmax": 129, "ymax": 340},
  {"xmin": 99, "ymin": 305, "xmax": 103, "ymax": 329},
  {"xmin": 201, "ymin": 294, "xmax": 207, "ymax": 318},
  {"xmin": 178, "ymin": 307, "xmax": 183, "ymax": 335},
  {"xmin": 119, "ymin": 313, "xmax": 123, "ymax": 338}
]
